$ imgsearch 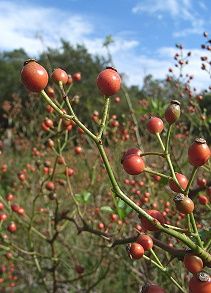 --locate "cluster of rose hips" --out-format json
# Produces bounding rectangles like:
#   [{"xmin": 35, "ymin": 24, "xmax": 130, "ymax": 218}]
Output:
[
  {"xmin": 90, "ymin": 109, "xmax": 137, "ymax": 144},
  {"xmin": 92, "ymin": 204, "xmax": 123, "ymax": 231},
  {"xmin": 122, "ymin": 99, "xmax": 210, "ymax": 215},
  {"xmin": 96, "ymin": 64, "xmax": 211, "ymax": 292},
  {"xmin": 0, "ymin": 193, "xmax": 25, "ymax": 235},
  {"xmin": 21, "ymin": 59, "xmax": 121, "ymax": 102},
  {"xmin": 201, "ymin": 32, "xmax": 211, "ymax": 74},
  {"xmin": 165, "ymin": 33, "xmax": 211, "ymax": 102},
  {"xmin": 166, "ymin": 43, "xmax": 193, "ymax": 95},
  {"xmin": 127, "ymin": 234, "xmax": 153, "ymax": 259},
  {"xmin": 21, "ymin": 60, "xmax": 81, "ymax": 93},
  {"xmin": 41, "ymin": 111, "xmax": 84, "ymax": 134},
  {"xmin": 127, "ymin": 235, "xmax": 168, "ymax": 292},
  {"xmin": 120, "ymin": 97, "xmax": 210, "ymax": 291},
  {"xmin": 0, "ymin": 195, "xmax": 24, "ymax": 290},
  {"xmin": 21, "ymin": 59, "xmax": 129, "ymax": 164},
  {"xmin": 19, "ymin": 57, "xmax": 211, "ymax": 292},
  {"xmin": 127, "ymin": 235, "xmax": 167, "ymax": 292},
  {"xmin": 123, "ymin": 177, "xmax": 207, "ymax": 236},
  {"xmin": 0, "ymin": 262, "xmax": 18, "ymax": 292}
]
